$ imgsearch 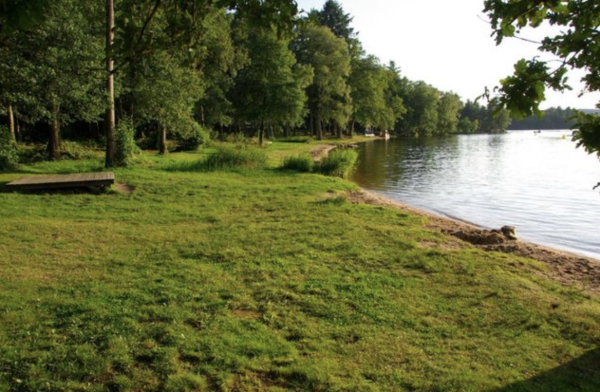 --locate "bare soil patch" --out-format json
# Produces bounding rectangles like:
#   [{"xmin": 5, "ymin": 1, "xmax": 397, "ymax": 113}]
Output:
[
  {"xmin": 310, "ymin": 144, "xmax": 337, "ymax": 162},
  {"xmin": 114, "ymin": 183, "xmax": 135, "ymax": 194}
]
